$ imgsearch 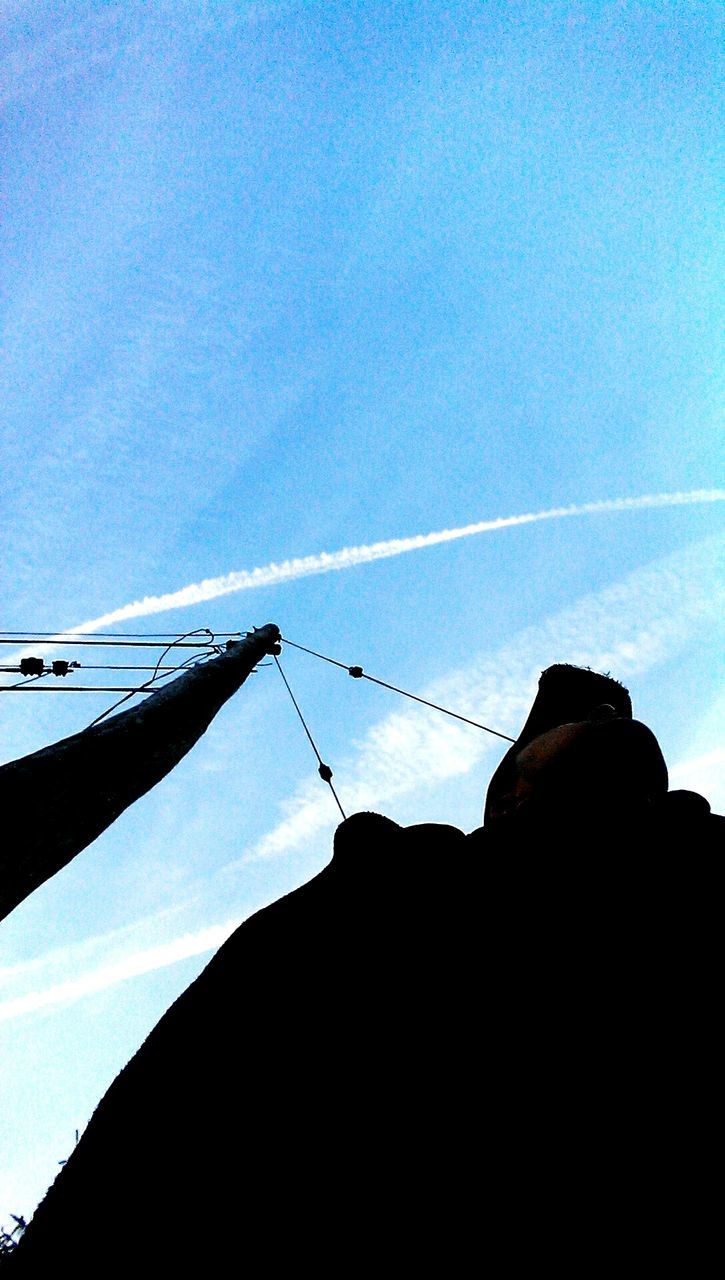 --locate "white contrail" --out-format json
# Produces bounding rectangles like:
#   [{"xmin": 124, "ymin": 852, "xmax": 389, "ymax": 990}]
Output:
[
  {"xmin": 0, "ymin": 919, "xmax": 243, "ymax": 1023},
  {"xmin": 51, "ymin": 489, "xmax": 725, "ymax": 633}
]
